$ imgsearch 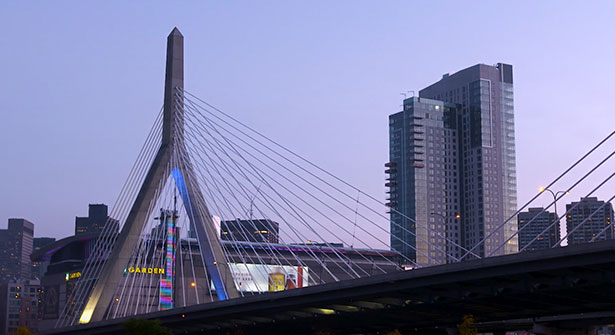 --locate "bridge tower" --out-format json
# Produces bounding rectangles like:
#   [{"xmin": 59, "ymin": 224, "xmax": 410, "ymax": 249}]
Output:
[{"xmin": 78, "ymin": 28, "xmax": 239, "ymax": 324}]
